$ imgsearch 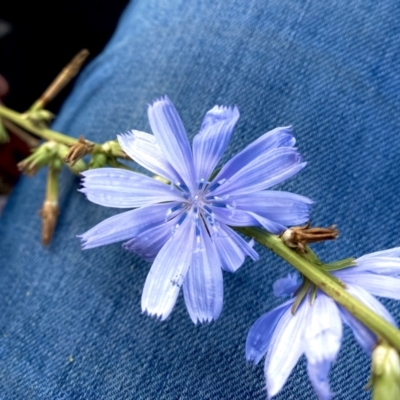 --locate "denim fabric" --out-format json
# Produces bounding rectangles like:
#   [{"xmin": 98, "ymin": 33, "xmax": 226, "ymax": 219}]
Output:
[{"xmin": 1, "ymin": 0, "xmax": 400, "ymax": 399}]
